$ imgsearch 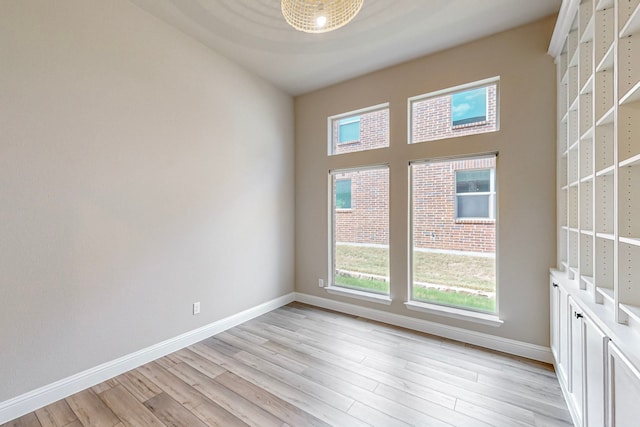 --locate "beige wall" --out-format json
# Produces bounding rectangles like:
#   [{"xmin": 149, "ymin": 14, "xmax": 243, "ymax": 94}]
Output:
[
  {"xmin": 0, "ymin": 0, "xmax": 294, "ymax": 401},
  {"xmin": 295, "ymin": 17, "xmax": 557, "ymax": 347}
]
